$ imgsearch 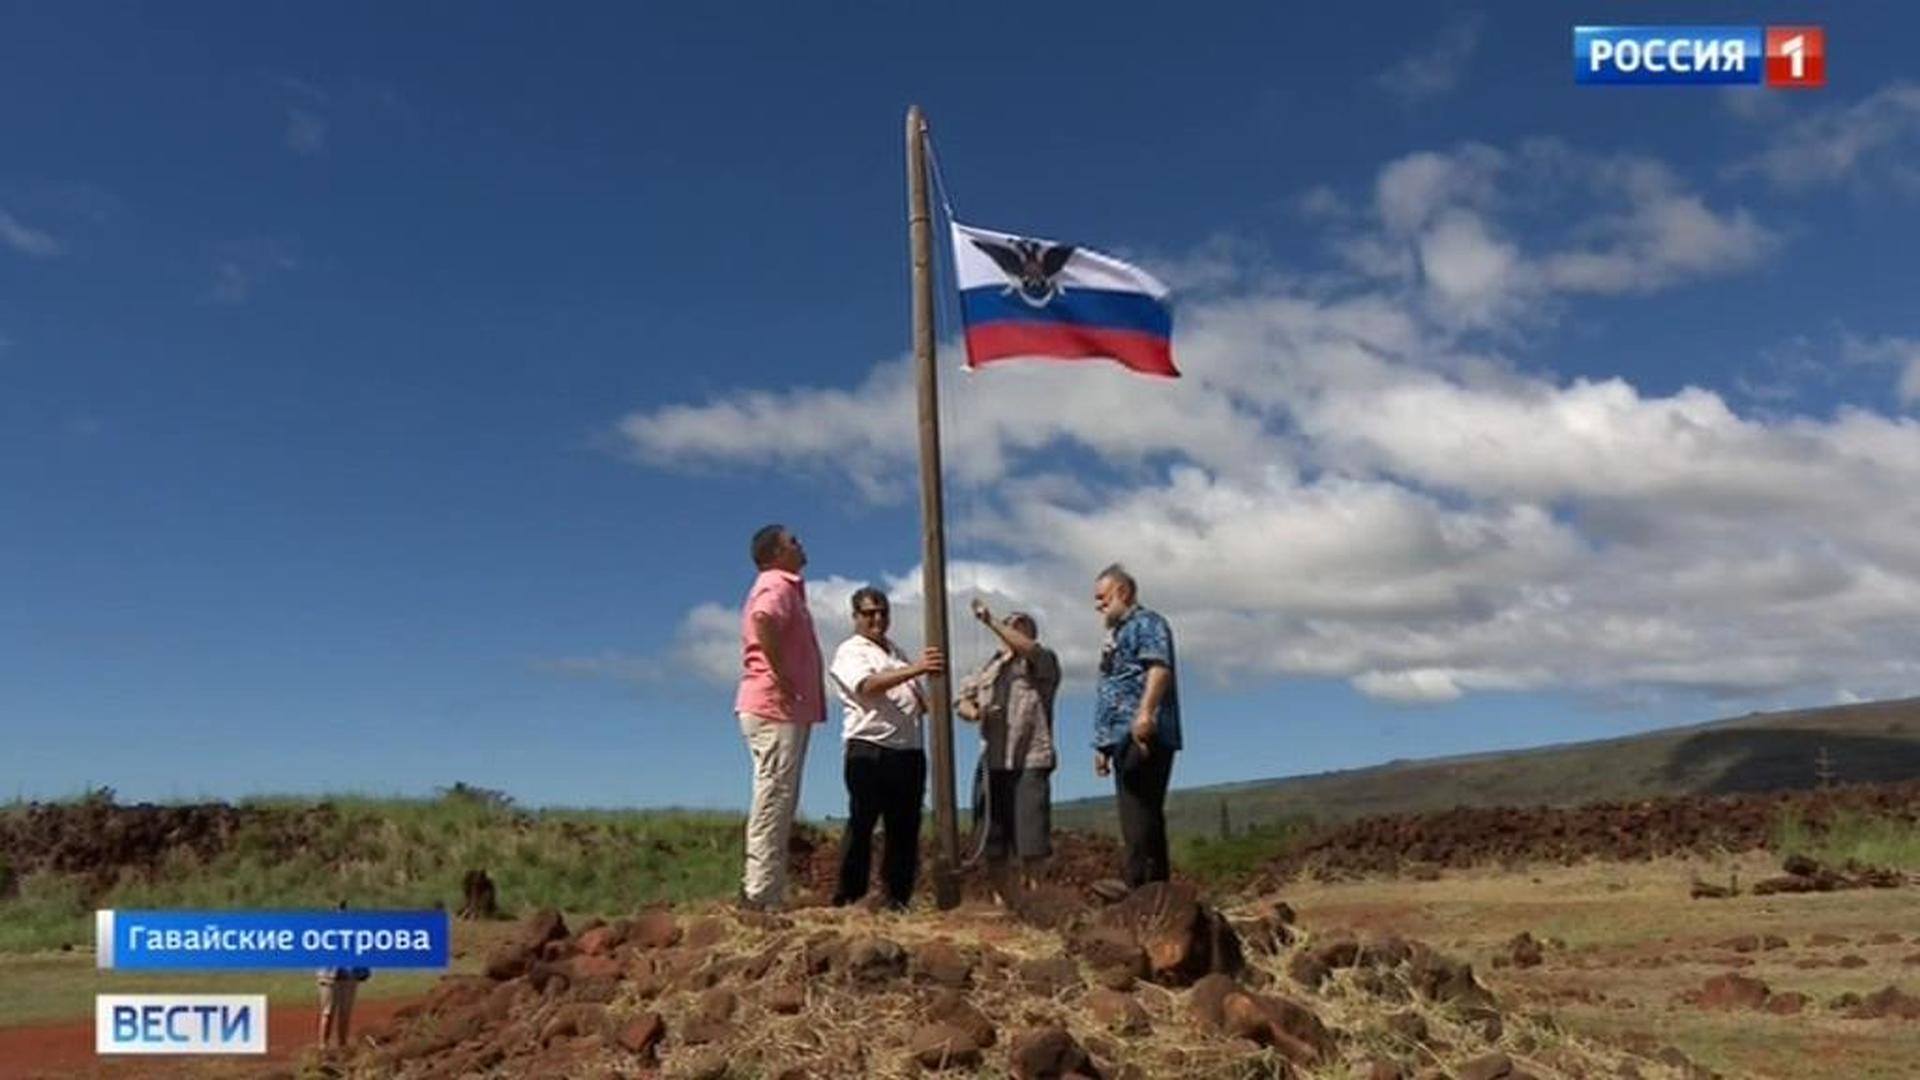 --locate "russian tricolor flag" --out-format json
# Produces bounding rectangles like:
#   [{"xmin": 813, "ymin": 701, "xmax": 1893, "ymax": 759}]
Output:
[{"xmin": 950, "ymin": 221, "xmax": 1177, "ymax": 378}]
